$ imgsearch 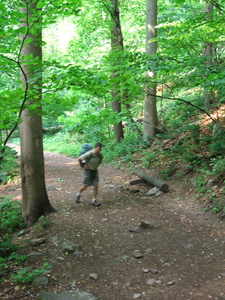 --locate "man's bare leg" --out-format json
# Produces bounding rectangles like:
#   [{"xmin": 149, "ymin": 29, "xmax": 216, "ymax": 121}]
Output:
[
  {"xmin": 92, "ymin": 185, "xmax": 101, "ymax": 206},
  {"xmin": 75, "ymin": 185, "xmax": 87, "ymax": 203}
]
